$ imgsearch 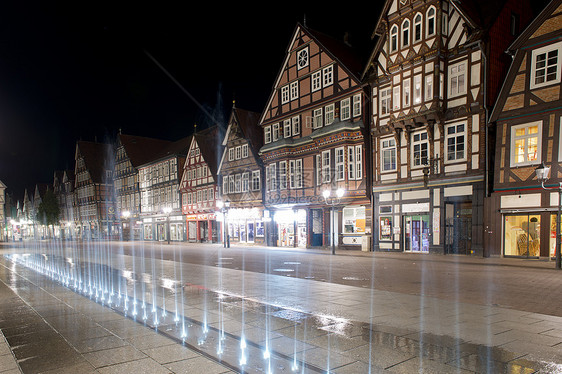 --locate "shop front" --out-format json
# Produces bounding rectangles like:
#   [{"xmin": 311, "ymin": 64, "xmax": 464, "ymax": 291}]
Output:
[
  {"xmin": 225, "ymin": 207, "xmax": 265, "ymax": 245},
  {"xmin": 185, "ymin": 213, "xmax": 219, "ymax": 243},
  {"xmin": 341, "ymin": 205, "xmax": 368, "ymax": 249},
  {"xmin": 272, "ymin": 207, "xmax": 307, "ymax": 248}
]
